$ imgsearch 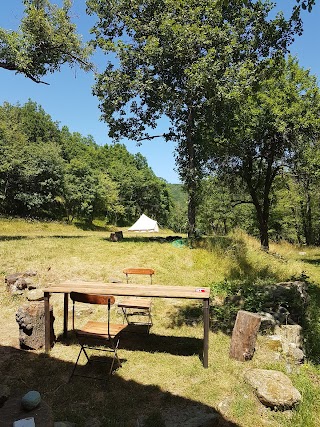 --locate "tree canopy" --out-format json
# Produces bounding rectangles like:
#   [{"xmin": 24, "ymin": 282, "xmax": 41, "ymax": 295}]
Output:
[
  {"xmin": 87, "ymin": 0, "xmax": 296, "ymax": 238},
  {"xmin": 0, "ymin": 0, "xmax": 92, "ymax": 84}
]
